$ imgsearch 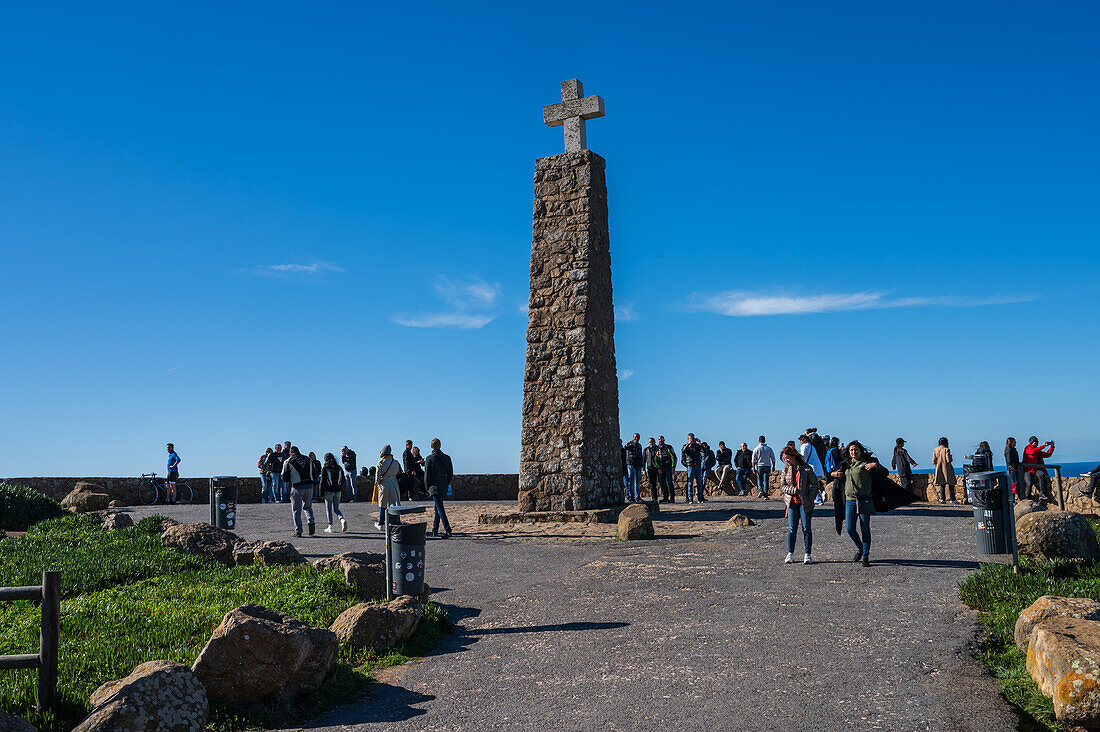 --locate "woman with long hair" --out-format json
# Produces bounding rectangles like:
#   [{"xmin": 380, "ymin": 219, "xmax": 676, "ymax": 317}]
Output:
[
  {"xmin": 374, "ymin": 445, "xmax": 402, "ymax": 530},
  {"xmin": 318, "ymin": 452, "xmax": 348, "ymax": 534},
  {"xmin": 780, "ymin": 445, "xmax": 819, "ymax": 565},
  {"xmin": 831, "ymin": 440, "xmax": 879, "ymax": 567},
  {"xmin": 932, "ymin": 437, "xmax": 957, "ymax": 504}
]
